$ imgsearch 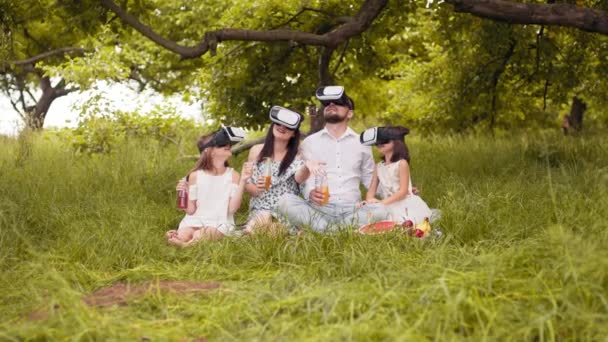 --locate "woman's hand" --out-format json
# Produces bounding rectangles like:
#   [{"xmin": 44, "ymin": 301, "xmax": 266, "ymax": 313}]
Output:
[
  {"xmin": 305, "ymin": 160, "xmax": 326, "ymax": 176},
  {"xmin": 357, "ymin": 198, "xmax": 379, "ymax": 208},
  {"xmin": 255, "ymin": 176, "xmax": 268, "ymax": 193}
]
